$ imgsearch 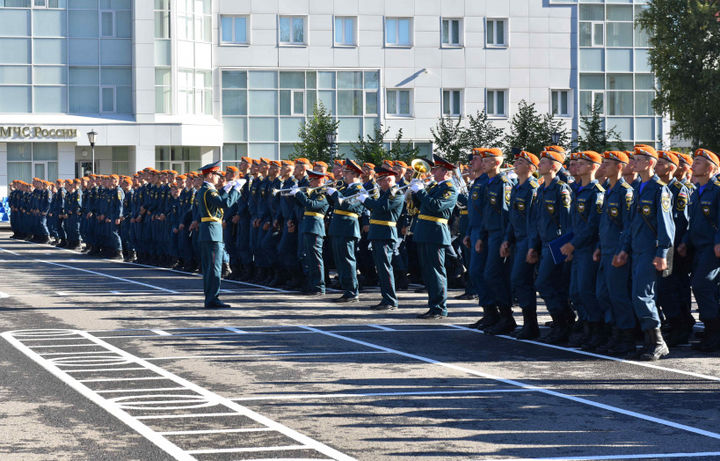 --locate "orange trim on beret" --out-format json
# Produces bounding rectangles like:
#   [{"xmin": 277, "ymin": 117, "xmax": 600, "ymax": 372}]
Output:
[
  {"xmin": 295, "ymin": 157, "xmax": 311, "ymax": 165},
  {"xmin": 578, "ymin": 151, "xmax": 602, "ymax": 165},
  {"xmin": 476, "ymin": 148, "xmax": 503, "ymax": 158},
  {"xmin": 677, "ymin": 152, "xmax": 693, "ymax": 166}
]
